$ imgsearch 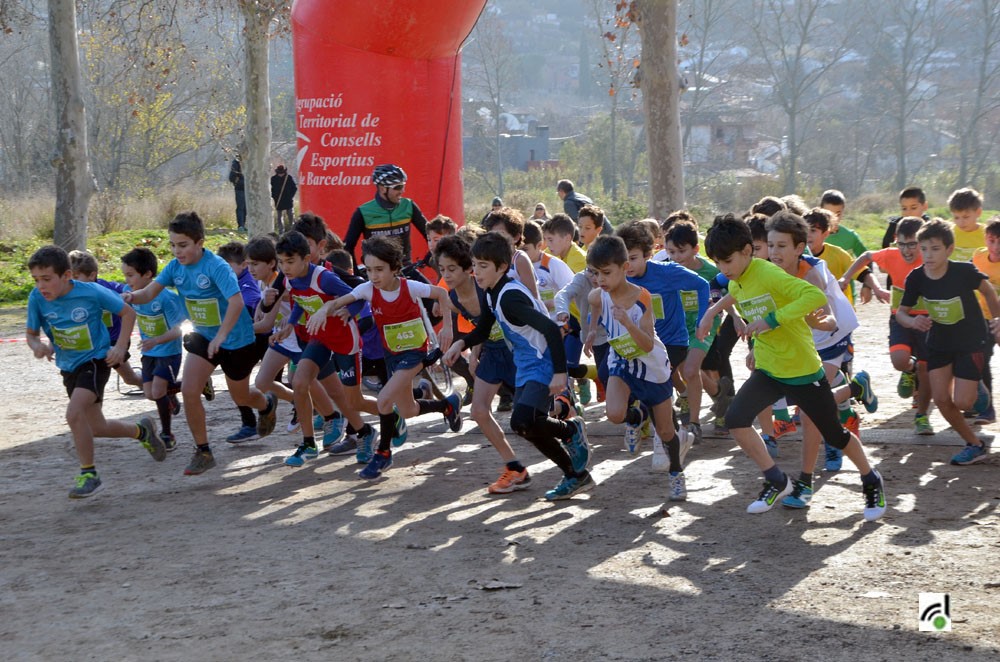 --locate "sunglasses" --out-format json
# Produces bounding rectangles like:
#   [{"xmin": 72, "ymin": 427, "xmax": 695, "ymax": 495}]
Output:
[{"xmin": 386, "ymin": 184, "xmax": 405, "ymax": 191}]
